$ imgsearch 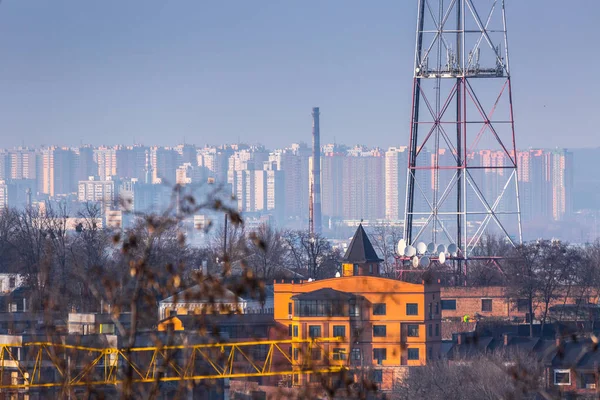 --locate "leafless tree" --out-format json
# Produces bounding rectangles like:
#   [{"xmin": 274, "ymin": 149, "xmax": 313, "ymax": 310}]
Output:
[
  {"xmin": 246, "ymin": 223, "xmax": 288, "ymax": 280},
  {"xmin": 367, "ymin": 224, "xmax": 403, "ymax": 277},
  {"xmin": 392, "ymin": 351, "xmax": 543, "ymax": 400},
  {"xmin": 283, "ymin": 230, "xmax": 340, "ymax": 279}
]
